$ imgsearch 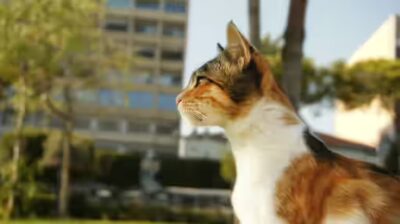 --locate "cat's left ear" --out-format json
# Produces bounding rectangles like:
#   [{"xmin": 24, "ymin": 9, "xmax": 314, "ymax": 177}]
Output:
[{"xmin": 226, "ymin": 21, "xmax": 252, "ymax": 68}]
